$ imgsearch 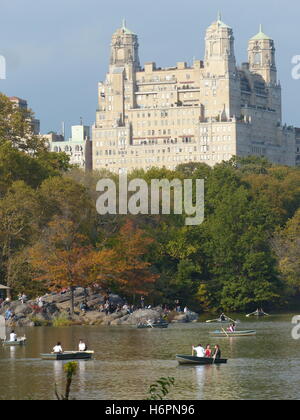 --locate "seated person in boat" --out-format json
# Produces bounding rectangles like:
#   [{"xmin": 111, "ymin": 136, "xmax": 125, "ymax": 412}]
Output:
[
  {"xmin": 192, "ymin": 344, "xmax": 205, "ymax": 358},
  {"xmin": 9, "ymin": 331, "xmax": 17, "ymax": 342},
  {"xmin": 227, "ymin": 323, "xmax": 236, "ymax": 333},
  {"xmin": 220, "ymin": 313, "xmax": 226, "ymax": 322},
  {"xmin": 205, "ymin": 345, "xmax": 212, "ymax": 358},
  {"xmin": 213, "ymin": 345, "xmax": 221, "ymax": 359},
  {"xmin": 78, "ymin": 340, "xmax": 87, "ymax": 352},
  {"xmin": 53, "ymin": 342, "xmax": 63, "ymax": 354}
]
